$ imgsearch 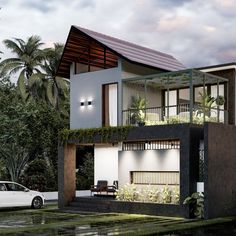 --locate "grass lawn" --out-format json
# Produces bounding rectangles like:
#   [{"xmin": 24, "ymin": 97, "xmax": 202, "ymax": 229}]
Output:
[{"xmin": 0, "ymin": 205, "xmax": 235, "ymax": 235}]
